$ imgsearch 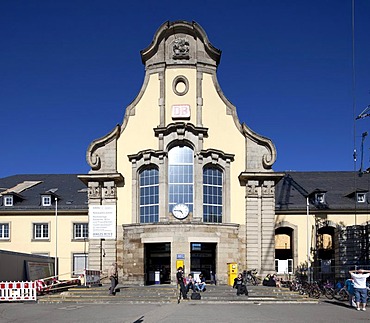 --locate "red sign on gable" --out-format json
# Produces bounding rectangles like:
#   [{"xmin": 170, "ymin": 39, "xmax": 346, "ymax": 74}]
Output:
[{"xmin": 172, "ymin": 104, "xmax": 190, "ymax": 119}]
